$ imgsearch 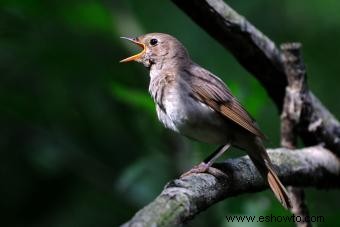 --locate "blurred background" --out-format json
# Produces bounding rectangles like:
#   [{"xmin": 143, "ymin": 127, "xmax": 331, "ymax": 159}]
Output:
[{"xmin": 0, "ymin": 0, "xmax": 339, "ymax": 226}]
